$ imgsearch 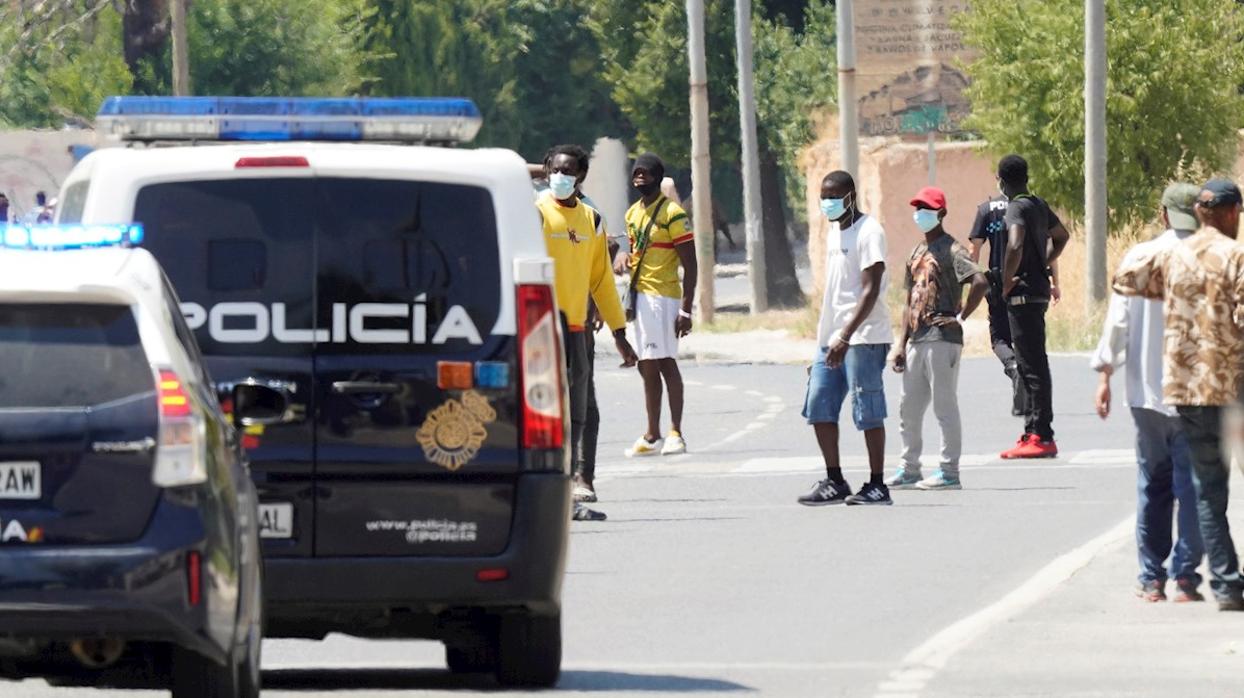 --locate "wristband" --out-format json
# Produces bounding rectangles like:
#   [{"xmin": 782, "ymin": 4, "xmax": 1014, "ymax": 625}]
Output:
[{"xmin": 678, "ymin": 309, "xmax": 693, "ymax": 319}]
